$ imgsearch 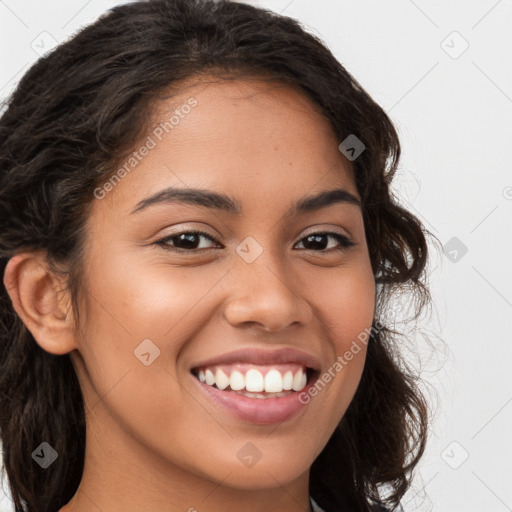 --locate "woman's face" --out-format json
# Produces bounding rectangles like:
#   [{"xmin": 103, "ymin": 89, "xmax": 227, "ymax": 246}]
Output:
[{"xmin": 71, "ymin": 77, "xmax": 375, "ymax": 492}]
